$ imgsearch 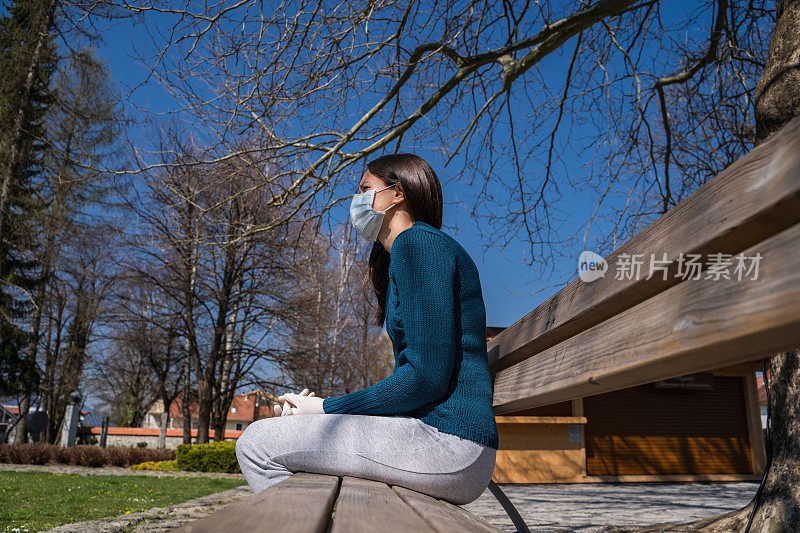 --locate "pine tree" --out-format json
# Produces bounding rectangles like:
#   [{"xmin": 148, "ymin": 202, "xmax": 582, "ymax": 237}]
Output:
[{"xmin": 0, "ymin": 0, "xmax": 58, "ymax": 397}]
